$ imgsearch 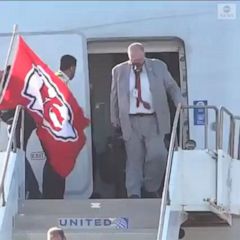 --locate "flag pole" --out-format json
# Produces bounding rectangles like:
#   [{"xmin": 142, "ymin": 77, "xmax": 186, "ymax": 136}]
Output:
[{"xmin": 0, "ymin": 24, "xmax": 18, "ymax": 99}]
